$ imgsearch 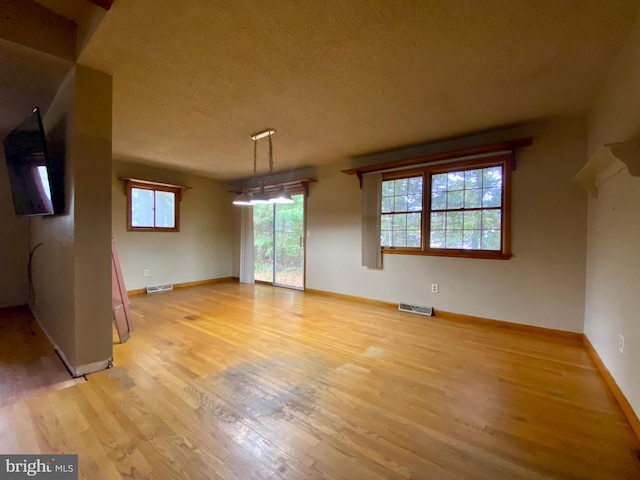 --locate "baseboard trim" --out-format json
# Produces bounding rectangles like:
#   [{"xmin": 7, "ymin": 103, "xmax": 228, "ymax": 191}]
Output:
[
  {"xmin": 303, "ymin": 288, "xmax": 582, "ymax": 340},
  {"xmin": 128, "ymin": 276, "xmax": 238, "ymax": 296},
  {"xmin": 74, "ymin": 359, "xmax": 112, "ymax": 377},
  {"xmin": 30, "ymin": 310, "xmax": 111, "ymax": 378},
  {"xmin": 434, "ymin": 310, "xmax": 584, "ymax": 341},
  {"xmin": 304, "ymin": 288, "xmax": 397, "ymax": 308},
  {"xmin": 0, "ymin": 304, "xmax": 31, "ymax": 316},
  {"xmin": 583, "ymin": 335, "xmax": 640, "ymax": 443}
]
